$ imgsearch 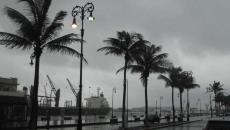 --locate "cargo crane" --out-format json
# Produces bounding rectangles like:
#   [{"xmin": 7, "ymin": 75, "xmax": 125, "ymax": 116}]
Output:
[
  {"xmin": 46, "ymin": 75, "xmax": 60, "ymax": 107},
  {"xmin": 66, "ymin": 78, "xmax": 79, "ymax": 107}
]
